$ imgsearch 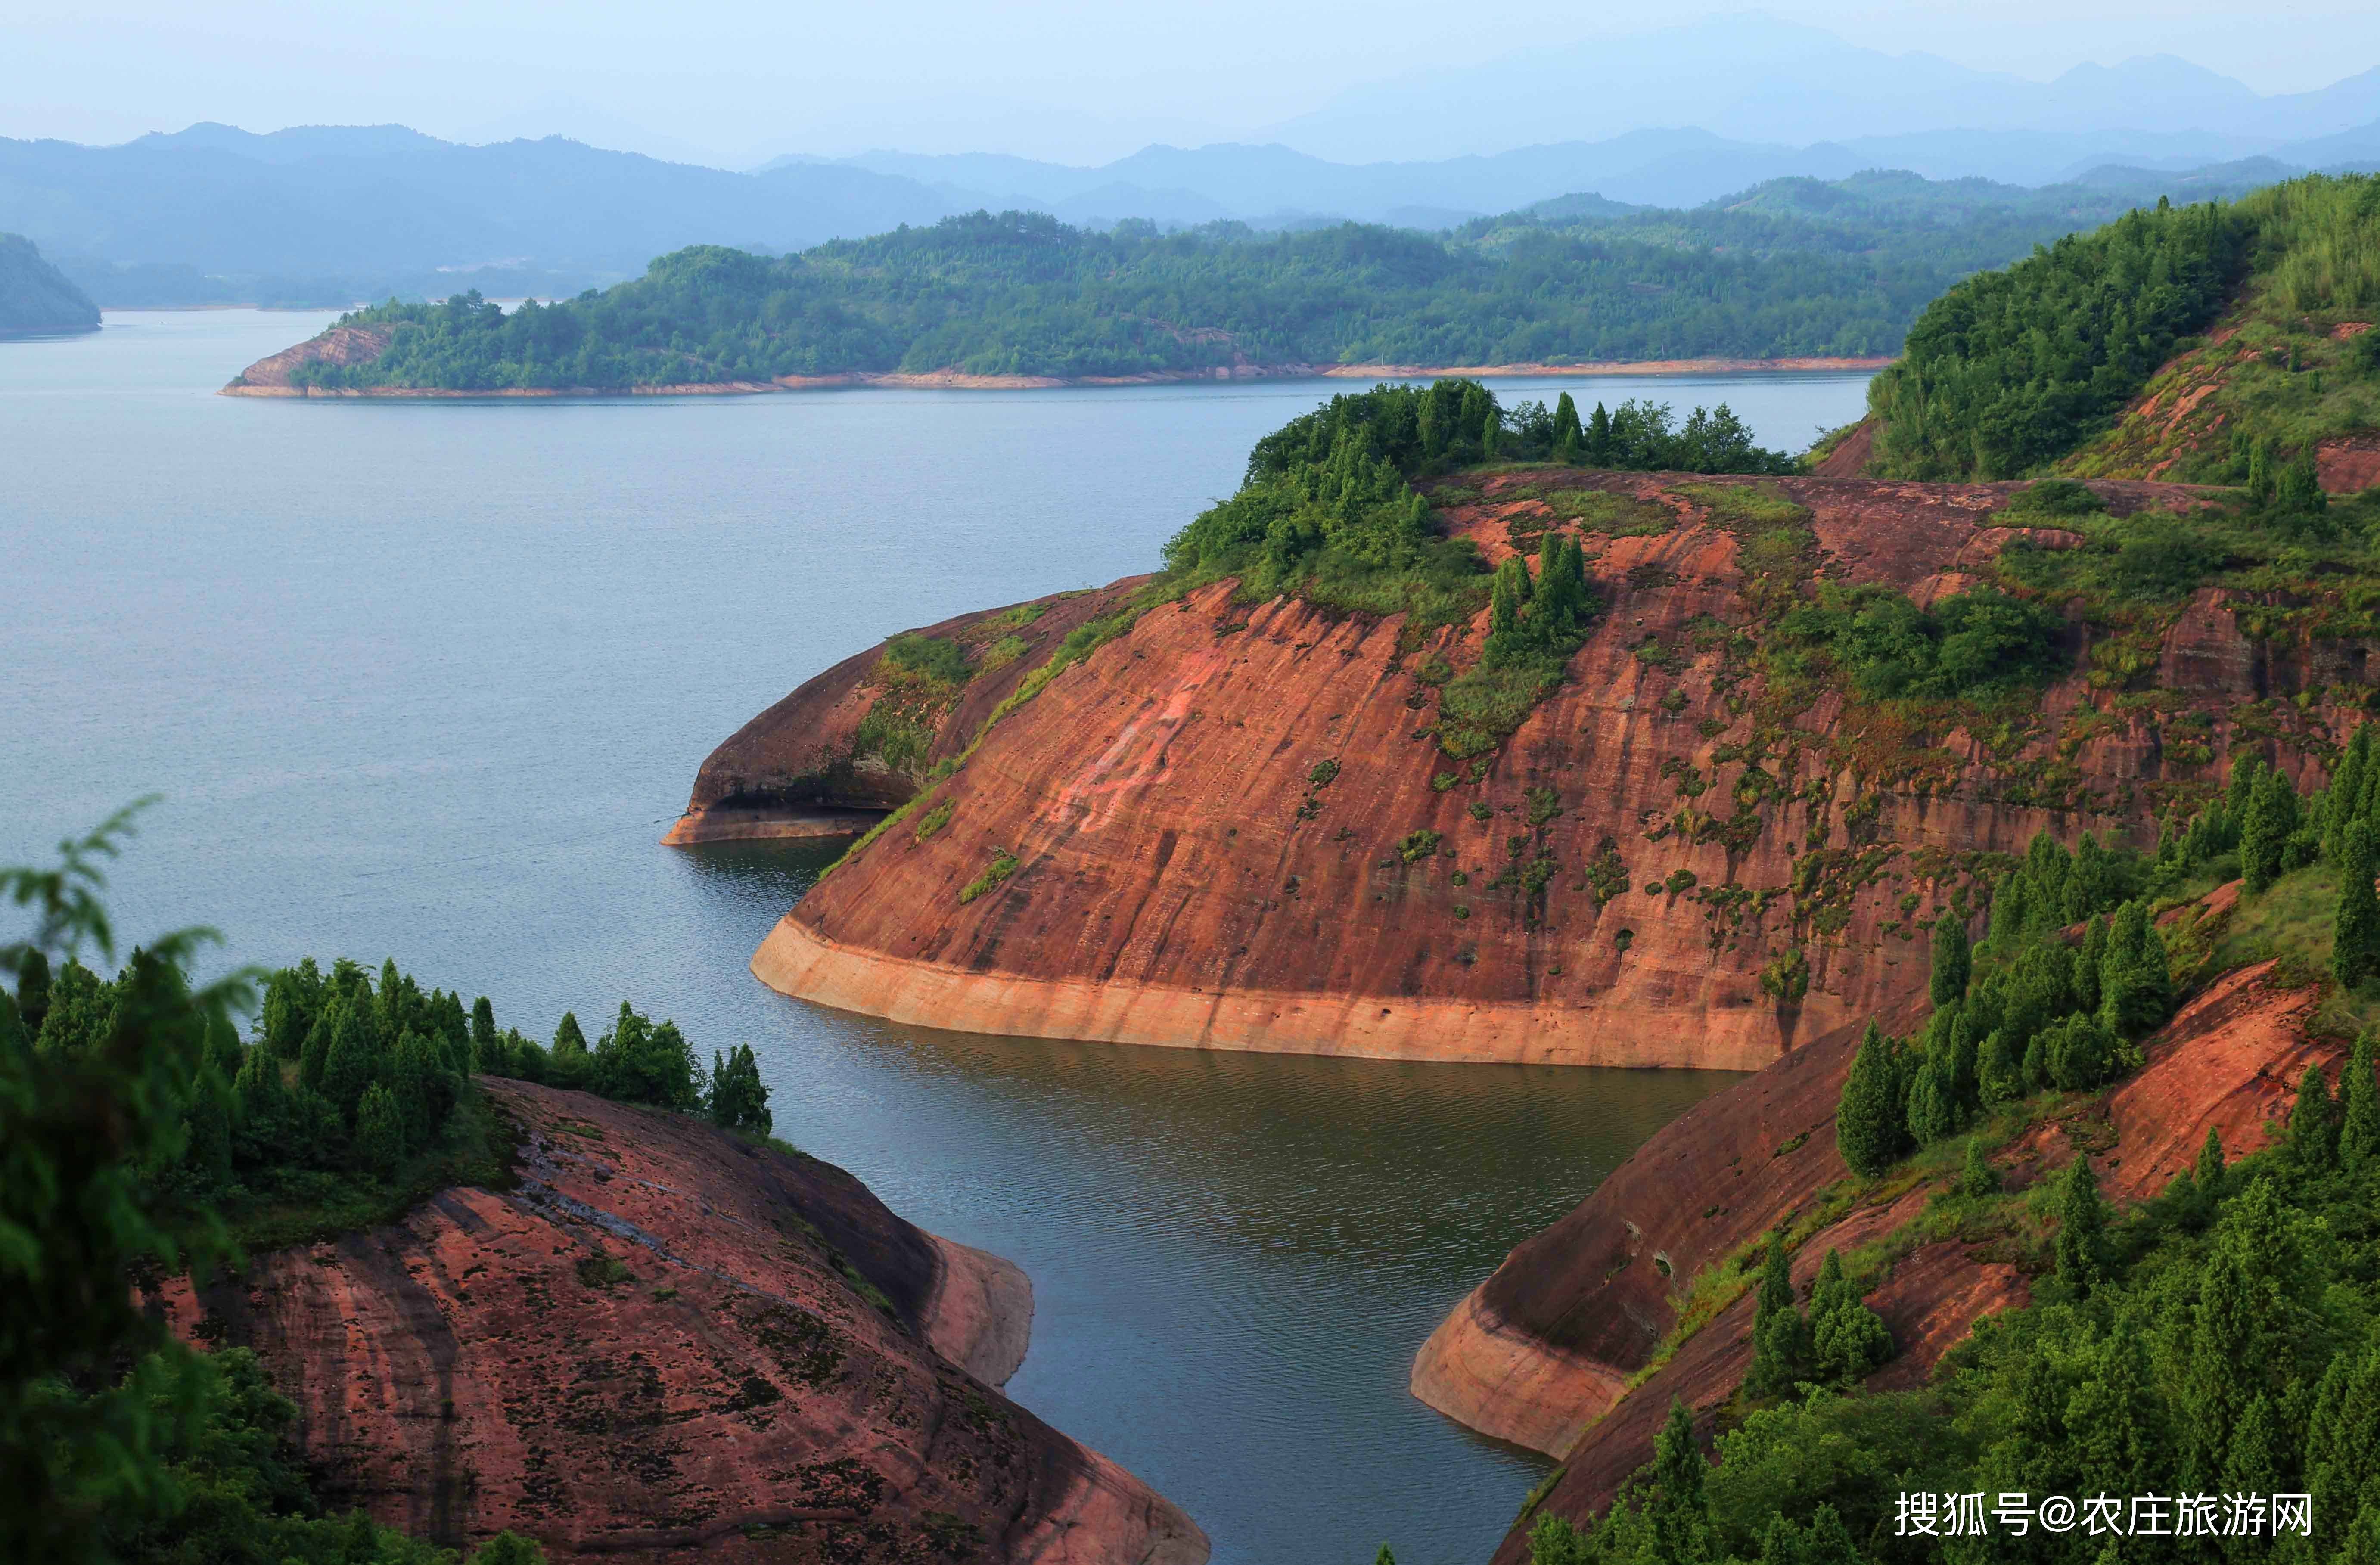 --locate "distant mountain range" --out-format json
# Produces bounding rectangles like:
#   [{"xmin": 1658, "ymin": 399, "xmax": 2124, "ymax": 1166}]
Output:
[
  {"xmin": 7, "ymin": 14, "xmax": 2380, "ymax": 311},
  {"xmin": 1258, "ymin": 14, "xmax": 2380, "ymax": 161}
]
